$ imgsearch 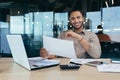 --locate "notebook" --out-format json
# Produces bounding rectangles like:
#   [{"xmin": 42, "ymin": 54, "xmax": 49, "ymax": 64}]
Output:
[{"xmin": 6, "ymin": 34, "xmax": 59, "ymax": 70}]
